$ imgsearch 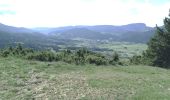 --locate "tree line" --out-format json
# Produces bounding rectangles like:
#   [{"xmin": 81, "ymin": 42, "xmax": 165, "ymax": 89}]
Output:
[{"xmin": 0, "ymin": 44, "xmax": 122, "ymax": 66}]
